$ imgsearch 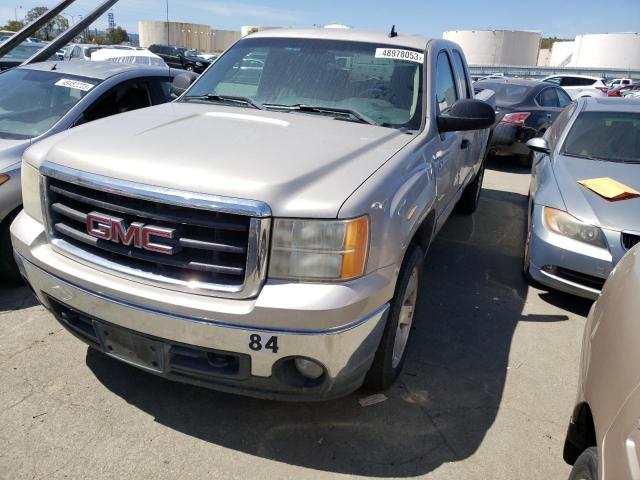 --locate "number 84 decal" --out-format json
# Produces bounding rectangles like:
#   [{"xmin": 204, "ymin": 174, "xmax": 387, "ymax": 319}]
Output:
[{"xmin": 249, "ymin": 334, "xmax": 279, "ymax": 353}]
